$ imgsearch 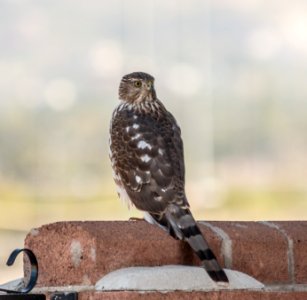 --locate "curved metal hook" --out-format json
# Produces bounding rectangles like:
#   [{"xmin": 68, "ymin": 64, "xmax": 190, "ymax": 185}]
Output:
[{"xmin": 0, "ymin": 248, "xmax": 38, "ymax": 294}]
